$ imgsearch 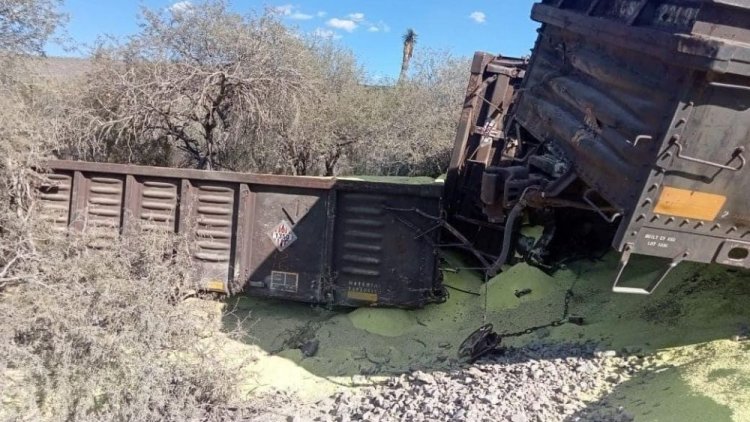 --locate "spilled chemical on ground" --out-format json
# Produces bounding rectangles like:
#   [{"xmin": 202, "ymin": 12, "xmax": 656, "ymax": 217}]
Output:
[{"xmin": 204, "ymin": 250, "xmax": 750, "ymax": 421}]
